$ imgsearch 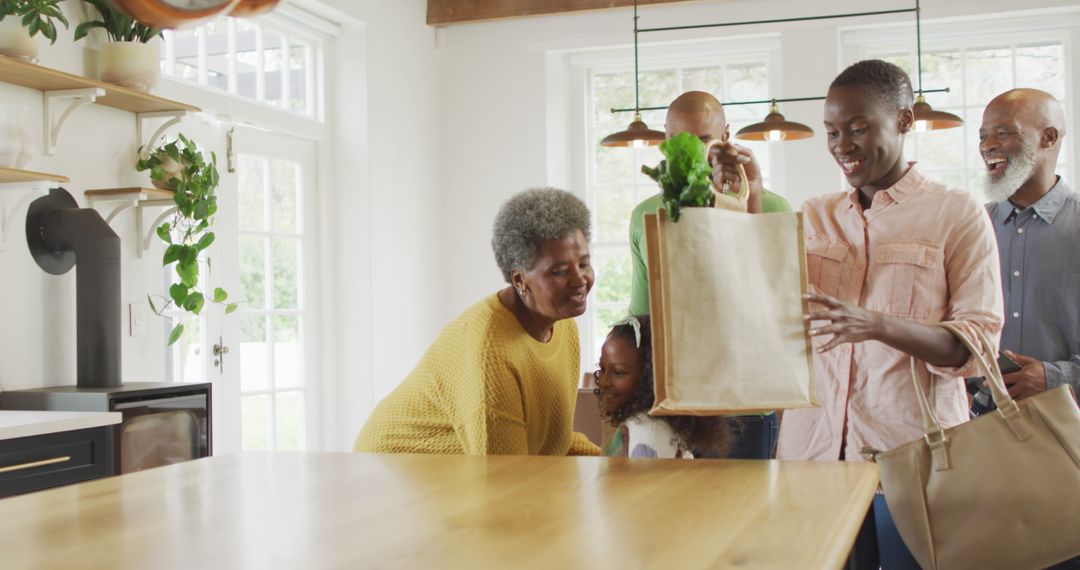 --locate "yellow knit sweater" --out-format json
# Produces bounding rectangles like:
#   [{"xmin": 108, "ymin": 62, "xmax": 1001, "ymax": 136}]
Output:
[{"xmin": 354, "ymin": 293, "xmax": 600, "ymax": 456}]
